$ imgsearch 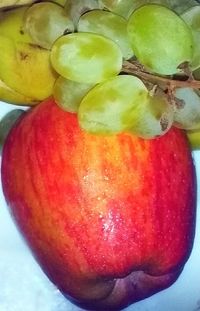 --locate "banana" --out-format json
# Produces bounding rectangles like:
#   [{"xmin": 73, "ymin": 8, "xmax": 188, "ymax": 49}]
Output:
[
  {"xmin": 187, "ymin": 129, "xmax": 200, "ymax": 150},
  {"xmin": 0, "ymin": 0, "xmax": 35, "ymax": 9},
  {"xmin": 0, "ymin": 5, "xmax": 58, "ymax": 104},
  {"xmin": 0, "ymin": 6, "xmax": 32, "ymax": 43},
  {"xmin": 0, "ymin": 35, "xmax": 57, "ymax": 100},
  {"xmin": 0, "ymin": 78, "xmax": 38, "ymax": 105}
]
